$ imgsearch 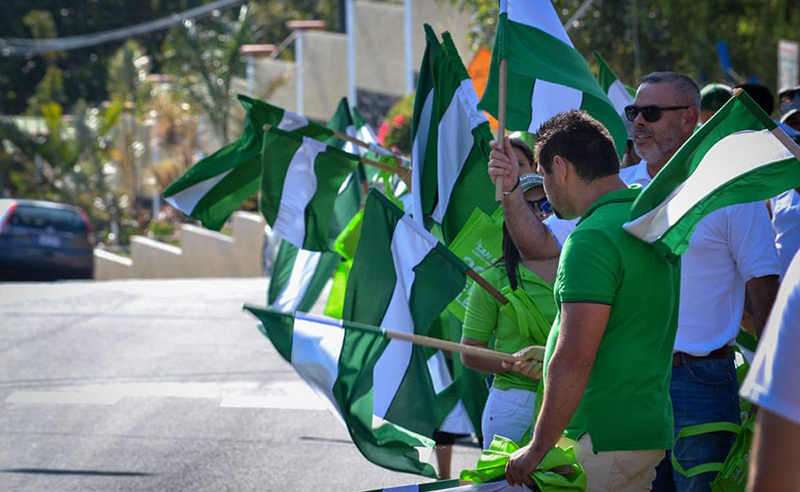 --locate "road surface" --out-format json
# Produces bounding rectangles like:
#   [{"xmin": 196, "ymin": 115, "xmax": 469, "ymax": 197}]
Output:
[{"xmin": 0, "ymin": 278, "xmax": 480, "ymax": 491}]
